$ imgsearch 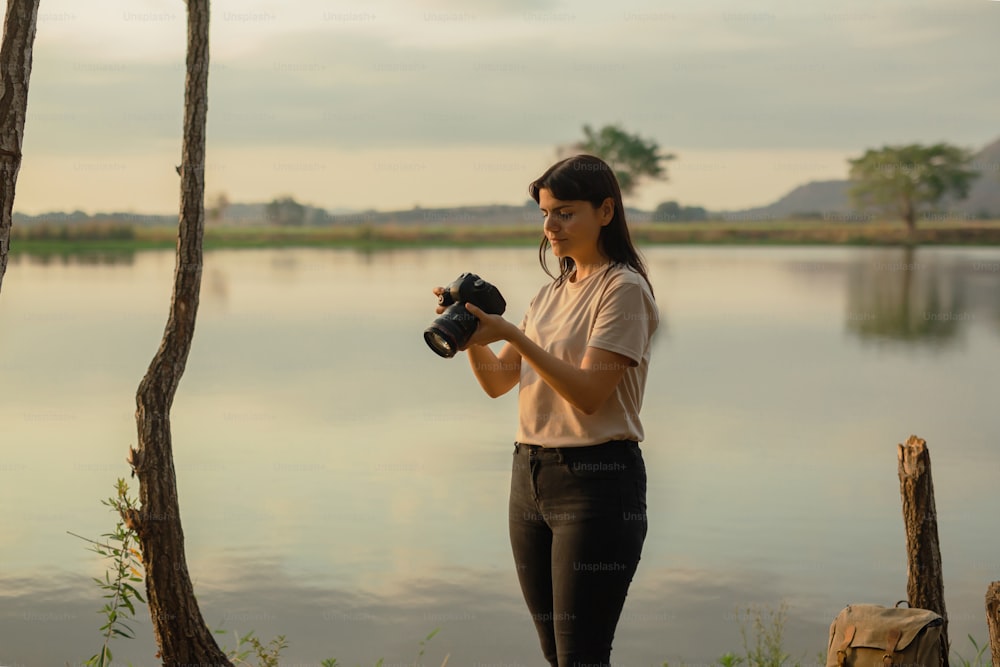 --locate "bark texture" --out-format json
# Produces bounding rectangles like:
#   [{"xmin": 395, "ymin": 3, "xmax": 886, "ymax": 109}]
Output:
[
  {"xmin": 987, "ymin": 581, "xmax": 1000, "ymax": 667},
  {"xmin": 897, "ymin": 435, "xmax": 948, "ymax": 667},
  {"xmin": 127, "ymin": 1, "xmax": 231, "ymax": 664},
  {"xmin": 0, "ymin": 0, "xmax": 39, "ymax": 294}
]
